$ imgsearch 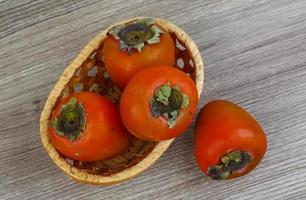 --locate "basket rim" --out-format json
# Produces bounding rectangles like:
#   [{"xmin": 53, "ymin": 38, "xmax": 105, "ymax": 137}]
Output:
[{"xmin": 39, "ymin": 16, "xmax": 204, "ymax": 185}]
